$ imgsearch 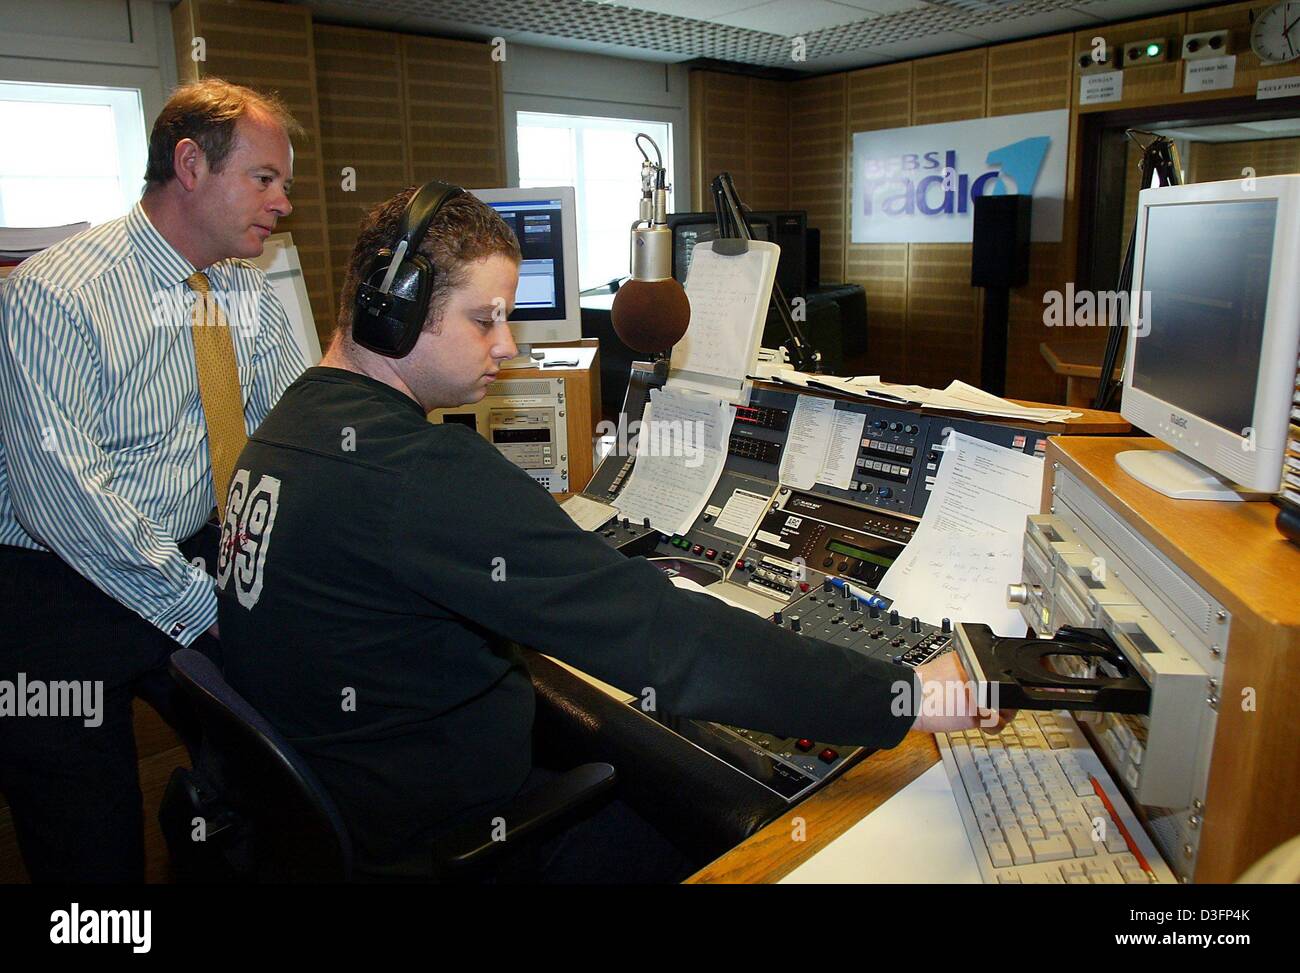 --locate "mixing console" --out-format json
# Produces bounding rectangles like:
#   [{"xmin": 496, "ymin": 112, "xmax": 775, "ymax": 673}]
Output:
[{"xmin": 646, "ymin": 579, "xmax": 955, "ymax": 802}]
